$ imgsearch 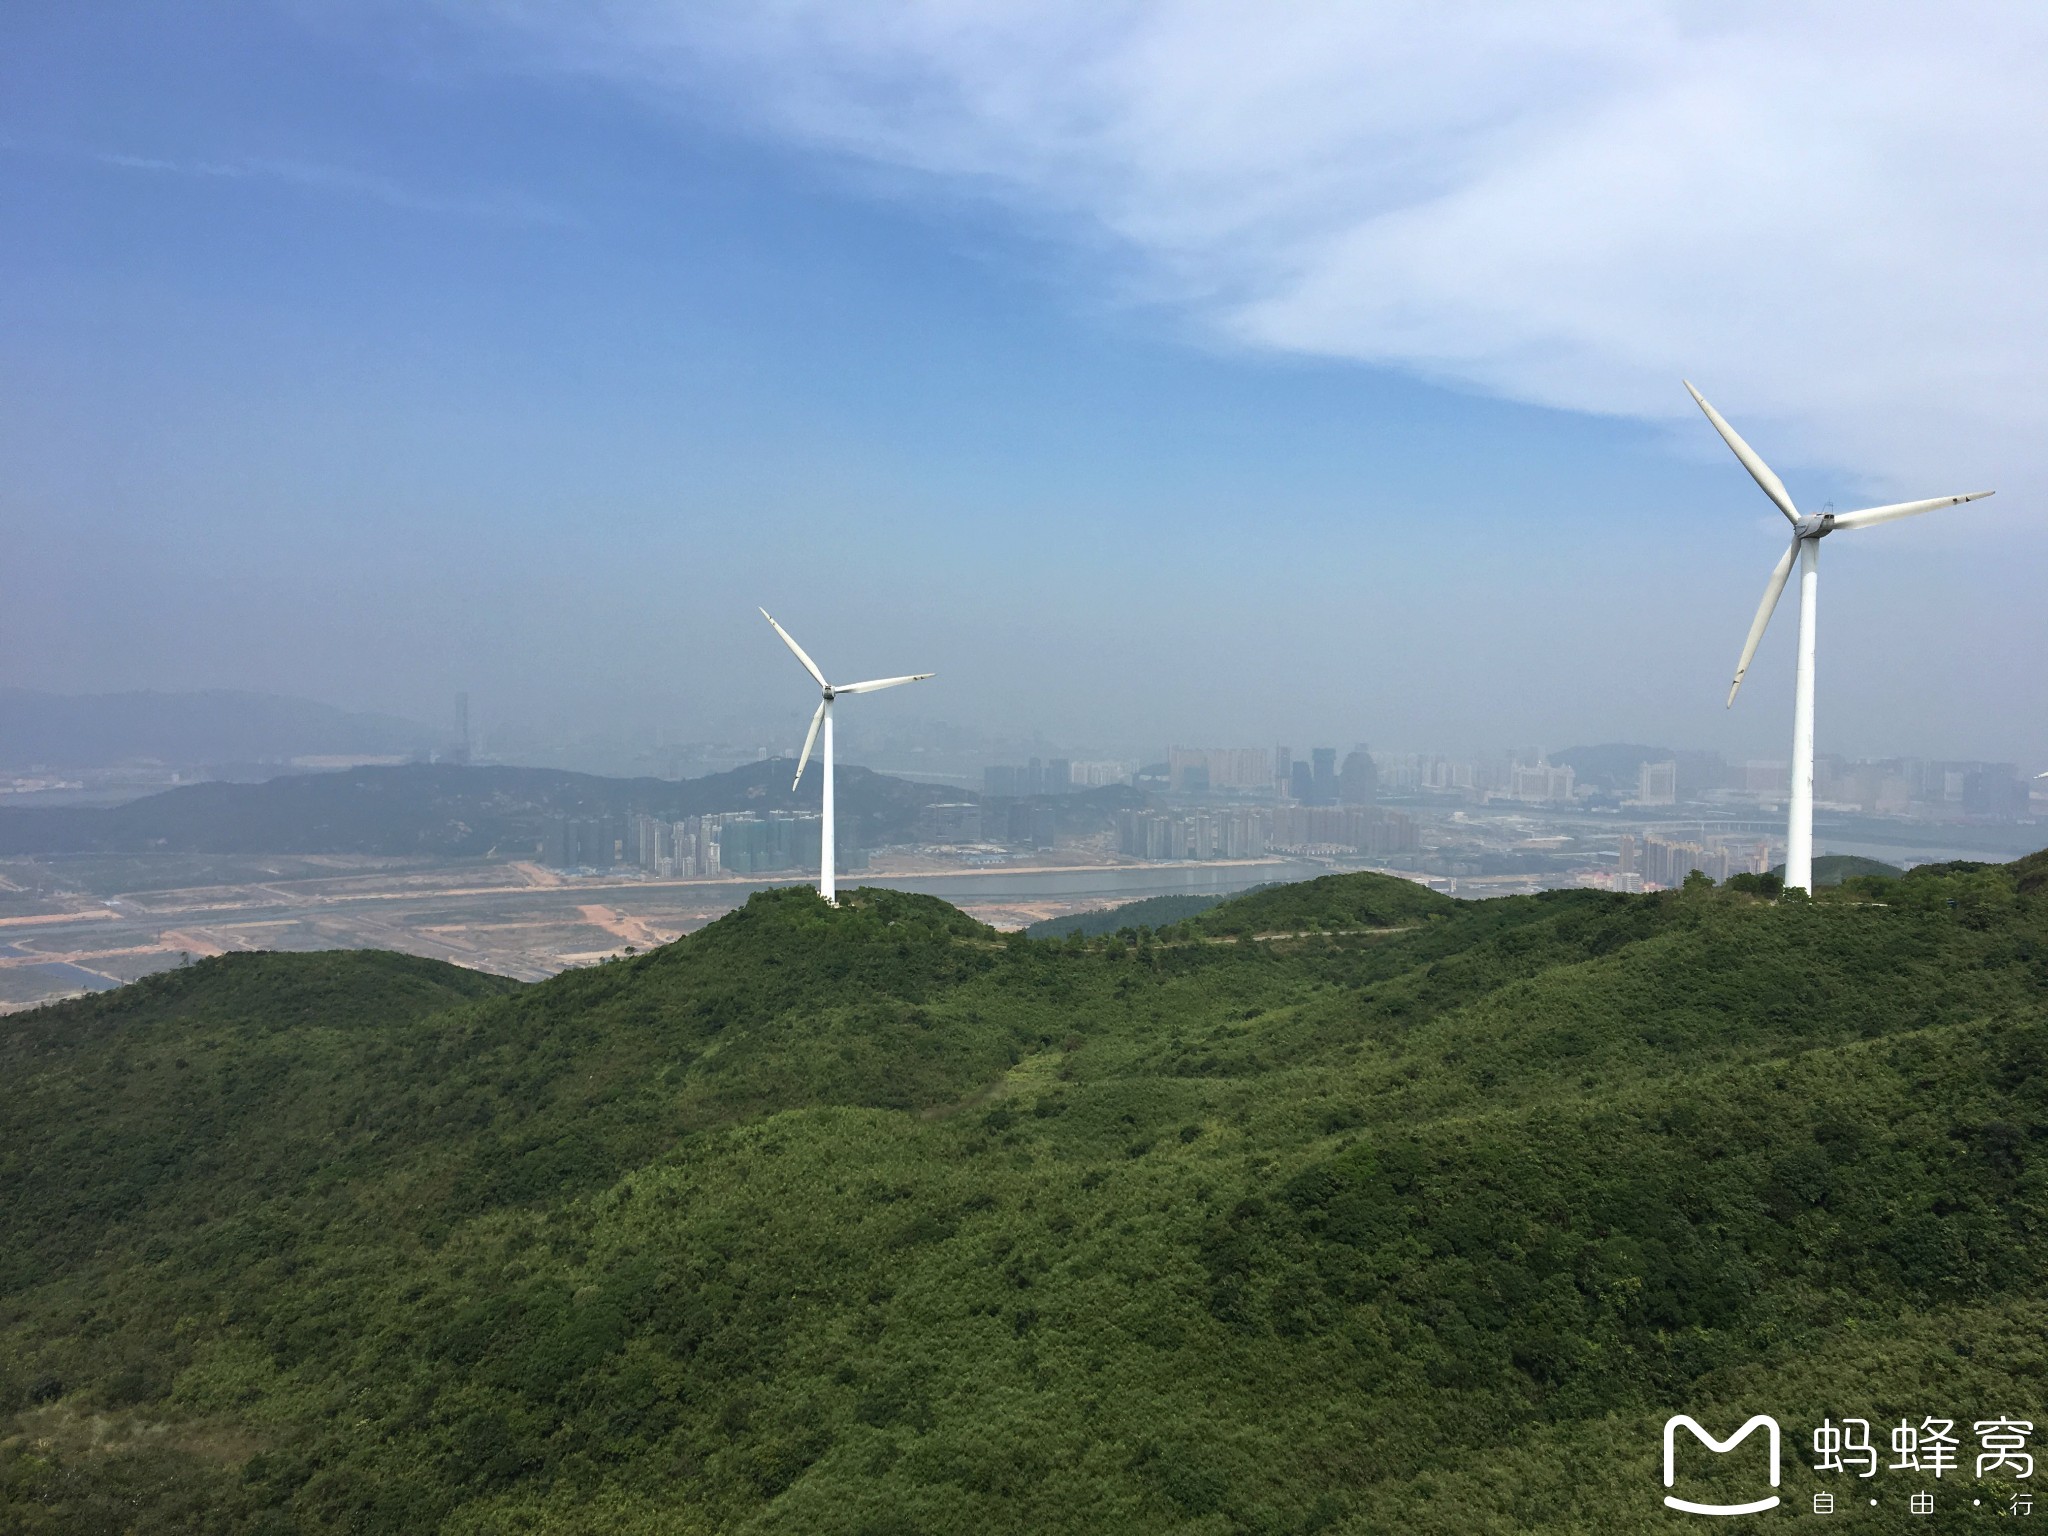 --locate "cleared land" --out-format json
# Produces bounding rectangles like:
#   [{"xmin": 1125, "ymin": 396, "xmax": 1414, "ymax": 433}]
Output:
[{"xmin": 0, "ymin": 851, "xmax": 1319, "ymax": 1009}]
